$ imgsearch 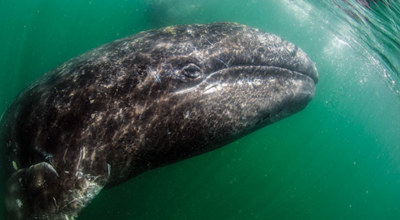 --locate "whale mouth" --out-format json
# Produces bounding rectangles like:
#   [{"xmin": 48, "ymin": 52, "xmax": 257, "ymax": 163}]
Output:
[
  {"xmin": 216, "ymin": 64, "xmax": 318, "ymax": 85},
  {"xmin": 174, "ymin": 64, "xmax": 317, "ymax": 96},
  {"xmin": 203, "ymin": 64, "xmax": 317, "ymax": 93},
  {"xmin": 287, "ymin": 64, "xmax": 318, "ymax": 85},
  {"xmin": 207, "ymin": 47, "xmax": 319, "ymax": 85}
]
